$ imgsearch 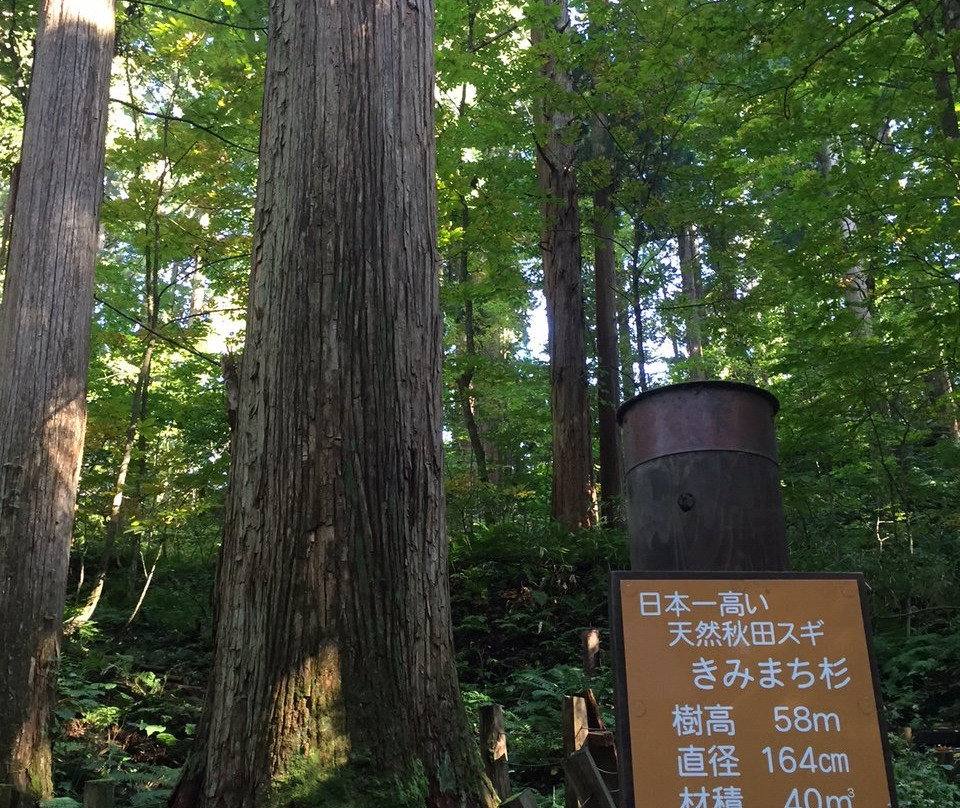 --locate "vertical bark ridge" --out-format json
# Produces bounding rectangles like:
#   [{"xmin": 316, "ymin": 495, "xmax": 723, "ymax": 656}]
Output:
[{"xmin": 0, "ymin": 2, "xmax": 115, "ymax": 804}]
